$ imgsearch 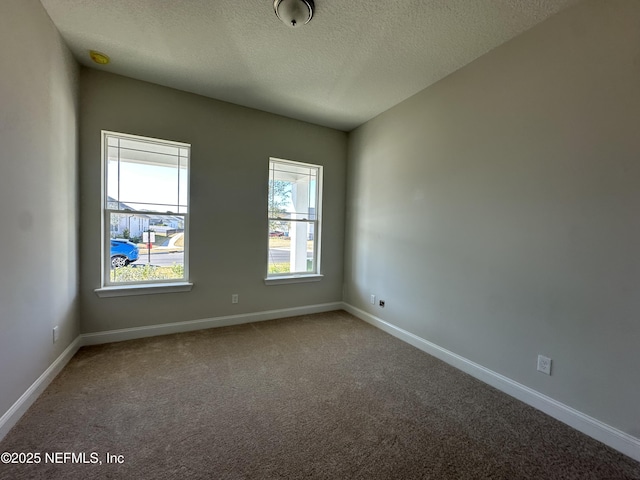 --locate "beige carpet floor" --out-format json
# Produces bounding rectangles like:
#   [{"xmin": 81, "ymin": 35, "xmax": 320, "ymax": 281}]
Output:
[{"xmin": 0, "ymin": 310, "xmax": 638, "ymax": 479}]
